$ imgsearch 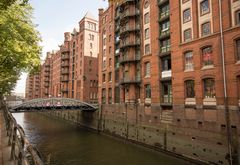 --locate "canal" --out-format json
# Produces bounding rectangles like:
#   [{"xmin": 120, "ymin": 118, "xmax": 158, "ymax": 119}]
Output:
[{"xmin": 13, "ymin": 112, "xmax": 191, "ymax": 165}]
